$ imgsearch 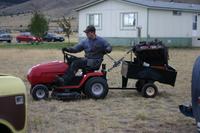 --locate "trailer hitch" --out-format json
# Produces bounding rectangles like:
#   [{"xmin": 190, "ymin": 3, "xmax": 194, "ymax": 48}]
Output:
[
  {"xmin": 106, "ymin": 48, "xmax": 133, "ymax": 72},
  {"xmin": 106, "ymin": 54, "xmax": 124, "ymax": 72}
]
